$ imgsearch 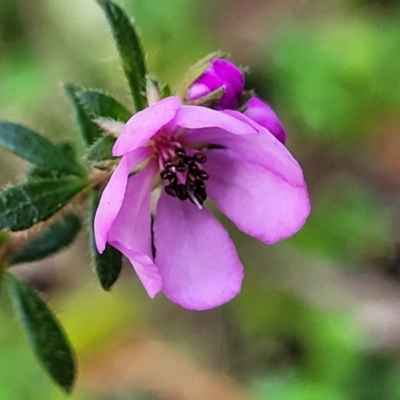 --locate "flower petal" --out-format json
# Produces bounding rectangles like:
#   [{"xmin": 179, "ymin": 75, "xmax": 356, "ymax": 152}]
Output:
[
  {"xmin": 181, "ymin": 122, "xmax": 303, "ymax": 186},
  {"xmin": 173, "ymin": 105, "xmax": 259, "ymax": 136},
  {"xmin": 206, "ymin": 149, "xmax": 310, "ymax": 244},
  {"xmin": 154, "ymin": 192, "xmax": 244, "ymax": 310},
  {"xmin": 94, "ymin": 147, "xmax": 147, "ymax": 253},
  {"xmin": 113, "ymin": 96, "xmax": 181, "ymax": 156},
  {"xmin": 108, "ymin": 161, "xmax": 163, "ymax": 298},
  {"xmin": 94, "ymin": 158, "xmax": 128, "ymax": 253}
]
